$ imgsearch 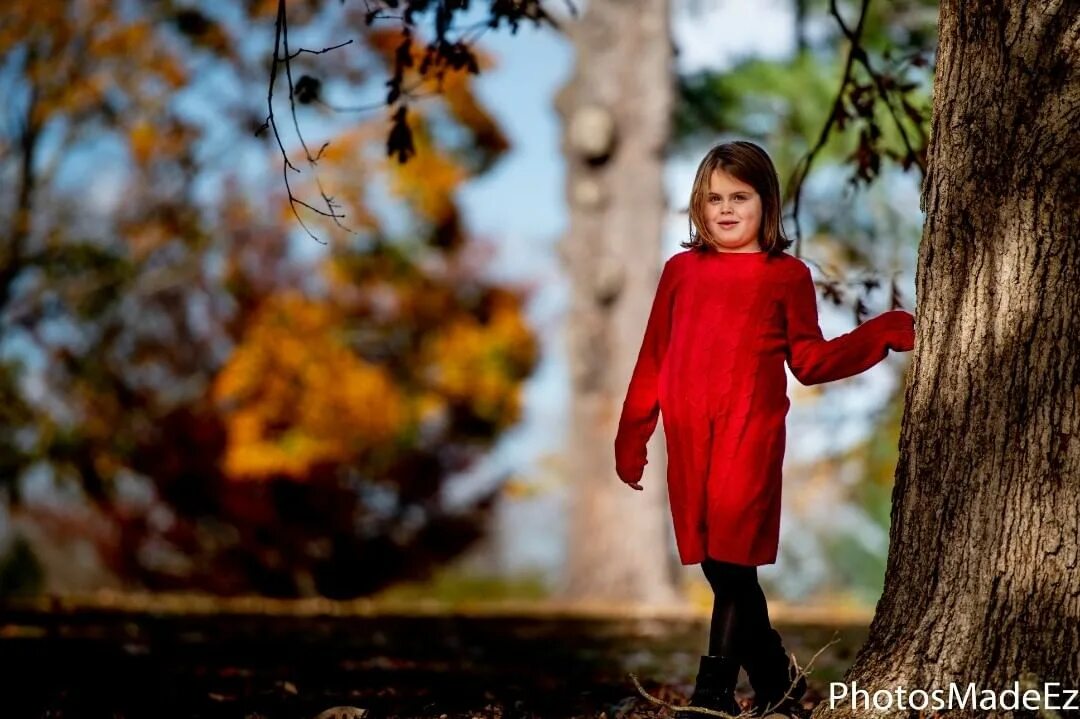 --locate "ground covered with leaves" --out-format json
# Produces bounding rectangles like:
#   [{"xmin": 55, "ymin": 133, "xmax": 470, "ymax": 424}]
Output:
[{"xmin": 1, "ymin": 601, "xmax": 866, "ymax": 719}]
